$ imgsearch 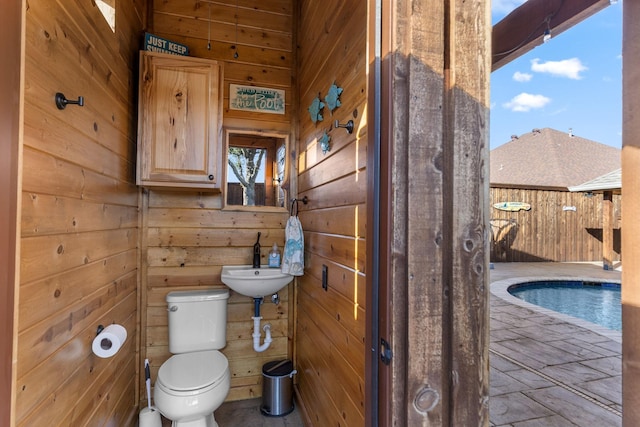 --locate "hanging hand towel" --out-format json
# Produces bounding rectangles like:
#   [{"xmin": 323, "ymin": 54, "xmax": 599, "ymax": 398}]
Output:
[{"xmin": 282, "ymin": 203, "xmax": 304, "ymax": 276}]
